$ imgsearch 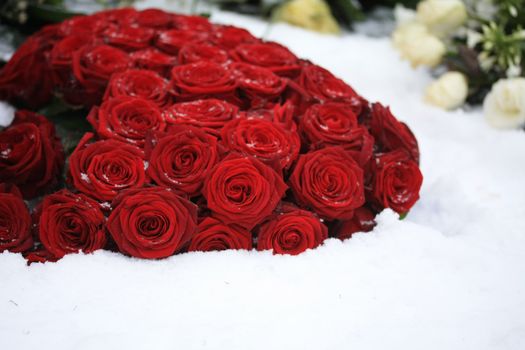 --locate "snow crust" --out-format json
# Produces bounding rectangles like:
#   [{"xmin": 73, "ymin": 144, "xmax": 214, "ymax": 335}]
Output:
[{"xmin": 1, "ymin": 12, "xmax": 525, "ymax": 350}]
